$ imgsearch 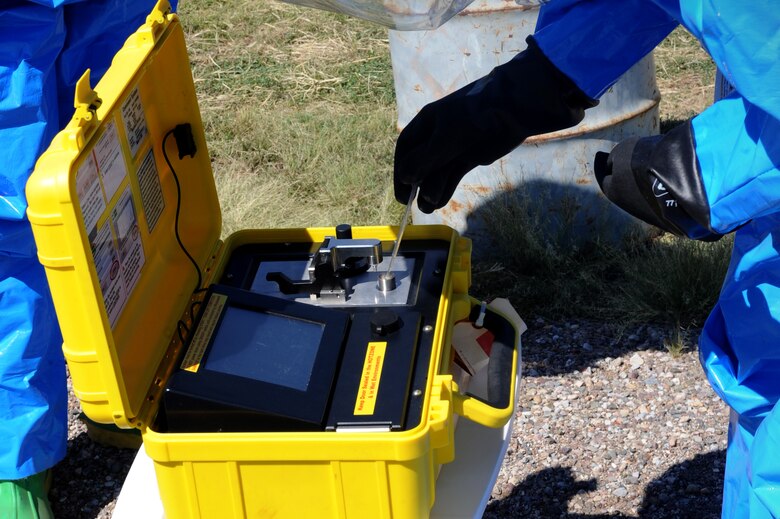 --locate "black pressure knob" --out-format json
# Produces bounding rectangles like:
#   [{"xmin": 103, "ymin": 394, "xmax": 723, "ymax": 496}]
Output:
[
  {"xmin": 370, "ymin": 309, "xmax": 402, "ymax": 336},
  {"xmin": 335, "ymin": 224, "xmax": 352, "ymax": 239}
]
